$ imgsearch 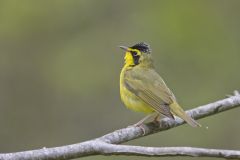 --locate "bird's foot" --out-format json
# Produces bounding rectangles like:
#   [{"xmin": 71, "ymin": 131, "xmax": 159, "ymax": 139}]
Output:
[
  {"xmin": 127, "ymin": 114, "xmax": 154, "ymax": 135},
  {"xmin": 153, "ymin": 114, "xmax": 160, "ymax": 123},
  {"xmin": 127, "ymin": 122, "xmax": 146, "ymax": 135}
]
